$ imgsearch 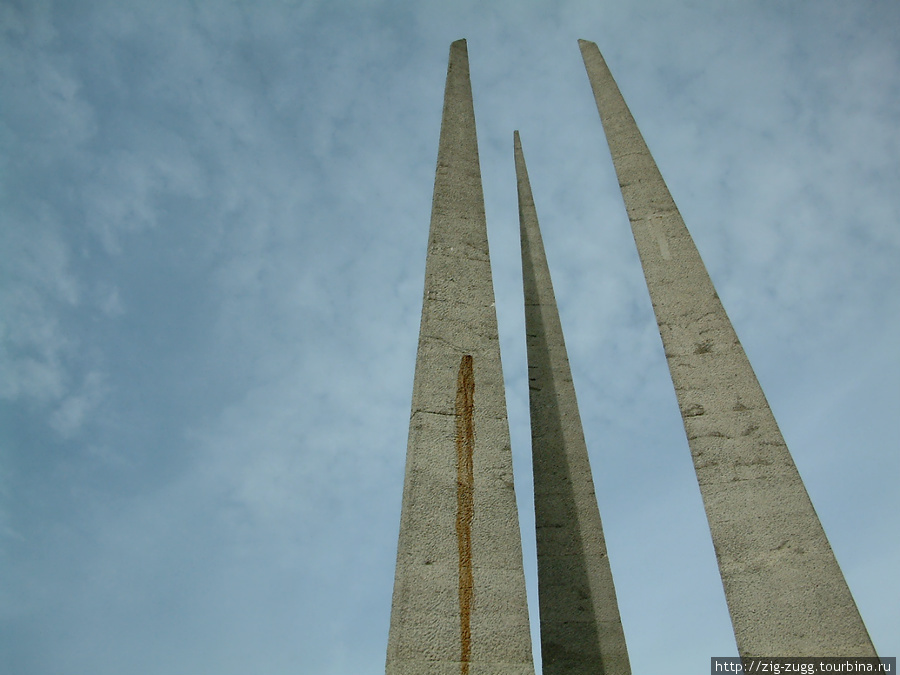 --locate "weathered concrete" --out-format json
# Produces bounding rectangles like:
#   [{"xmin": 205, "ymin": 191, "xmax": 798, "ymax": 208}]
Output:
[
  {"xmin": 516, "ymin": 131, "xmax": 631, "ymax": 675},
  {"xmin": 385, "ymin": 40, "xmax": 535, "ymax": 675},
  {"xmin": 578, "ymin": 39, "xmax": 876, "ymax": 657}
]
